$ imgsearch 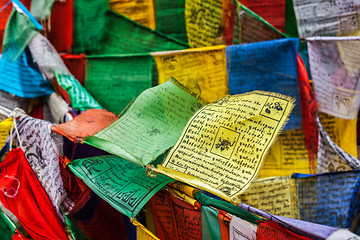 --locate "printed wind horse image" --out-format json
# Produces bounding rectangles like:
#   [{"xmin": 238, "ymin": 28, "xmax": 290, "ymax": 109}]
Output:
[
  {"xmin": 215, "ymin": 136, "xmax": 237, "ymax": 152},
  {"xmin": 212, "ymin": 127, "xmax": 239, "ymax": 159}
]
